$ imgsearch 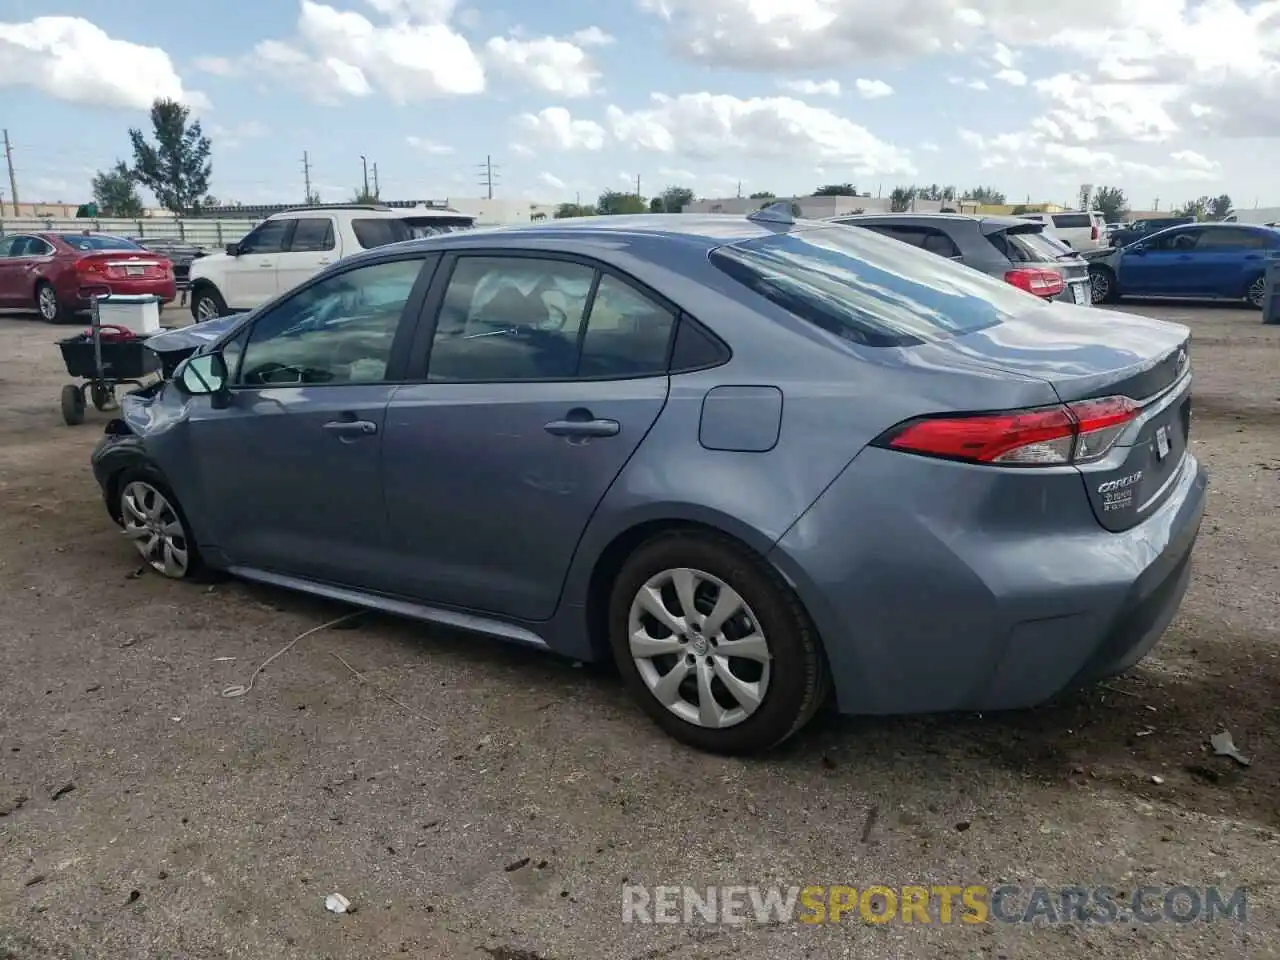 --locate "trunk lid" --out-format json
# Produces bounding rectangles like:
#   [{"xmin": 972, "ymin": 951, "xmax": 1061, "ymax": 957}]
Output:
[
  {"xmin": 76, "ymin": 251, "xmax": 170, "ymax": 281},
  {"xmin": 916, "ymin": 303, "xmax": 1193, "ymax": 532}
]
